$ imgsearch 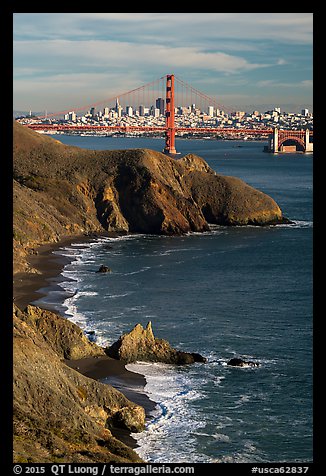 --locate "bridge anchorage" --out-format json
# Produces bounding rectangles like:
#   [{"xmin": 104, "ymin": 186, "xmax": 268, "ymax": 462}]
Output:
[{"xmin": 265, "ymin": 128, "xmax": 313, "ymax": 153}]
